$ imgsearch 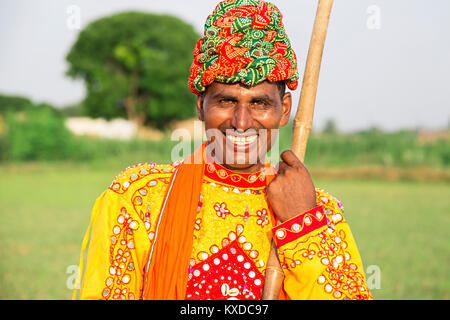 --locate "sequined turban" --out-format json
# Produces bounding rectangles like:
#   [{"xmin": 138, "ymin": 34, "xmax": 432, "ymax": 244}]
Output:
[{"xmin": 188, "ymin": 0, "xmax": 299, "ymax": 95}]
